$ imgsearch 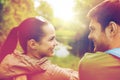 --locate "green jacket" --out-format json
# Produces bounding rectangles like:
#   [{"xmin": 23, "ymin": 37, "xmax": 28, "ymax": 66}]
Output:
[{"xmin": 79, "ymin": 52, "xmax": 120, "ymax": 80}]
